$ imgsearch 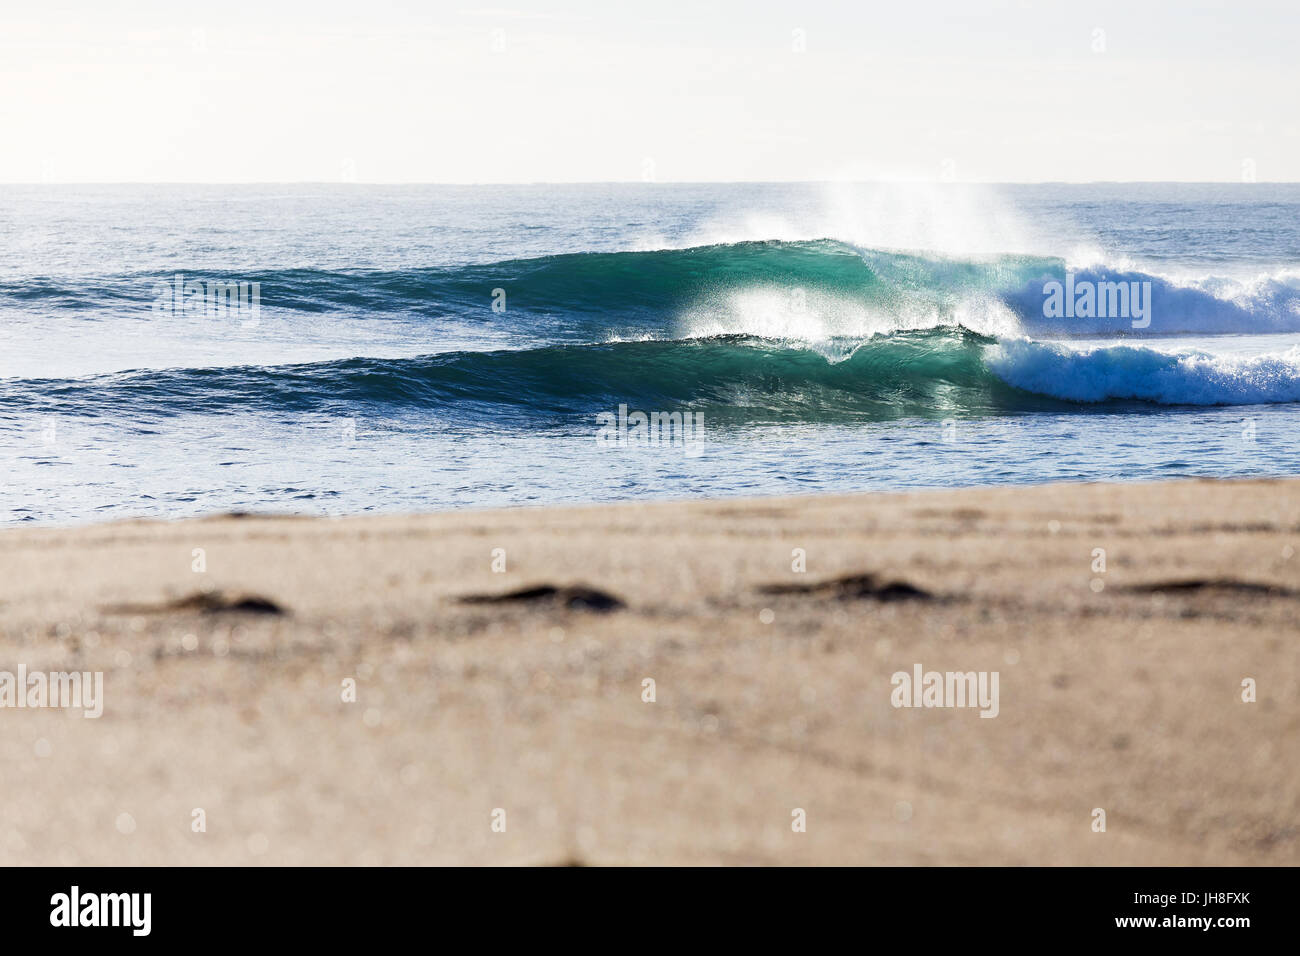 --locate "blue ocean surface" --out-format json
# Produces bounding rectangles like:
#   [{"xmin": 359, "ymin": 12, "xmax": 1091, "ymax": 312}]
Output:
[{"xmin": 2, "ymin": 182, "xmax": 1299, "ymax": 524}]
